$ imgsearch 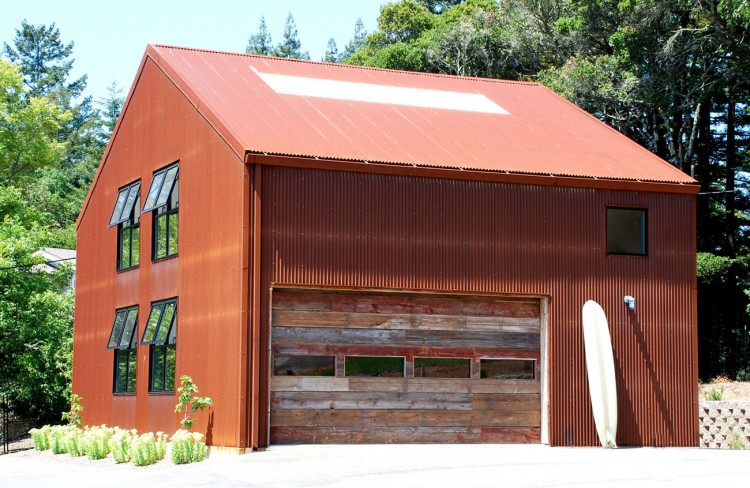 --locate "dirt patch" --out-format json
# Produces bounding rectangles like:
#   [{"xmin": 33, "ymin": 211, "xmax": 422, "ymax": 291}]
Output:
[{"xmin": 699, "ymin": 381, "xmax": 750, "ymax": 401}]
